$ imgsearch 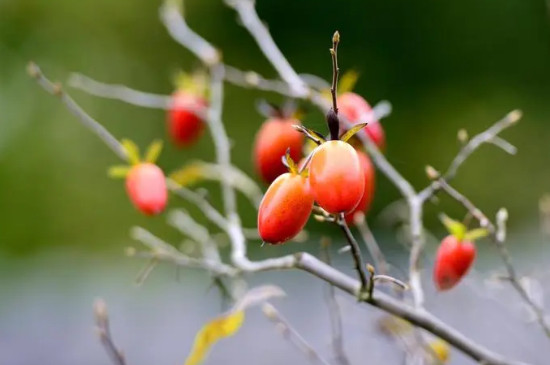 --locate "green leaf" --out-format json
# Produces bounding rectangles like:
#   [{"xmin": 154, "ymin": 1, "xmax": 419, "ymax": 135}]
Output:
[
  {"xmin": 464, "ymin": 228, "xmax": 489, "ymax": 242},
  {"xmin": 144, "ymin": 139, "xmax": 163, "ymax": 164},
  {"xmin": 338, "ymin": 69, "xmax": 359, "ymax": 94},
  {"xmin": 121, "ymin": 139, "xmax": 141, "ymax": 165},
  {"xmin": 184, "ymin": 310, "xmax": 245, "ymax": 365},
  {"xmin": 340, "ymin": 122, "xmax": 368, "ymax": 142},
  {"xmin": 440, "ymin": 214, "xmax": 466, "ymax": 241},
  {"xmin": 107, "ymin": 165, "xmax": 131, "ymax": 179}
]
